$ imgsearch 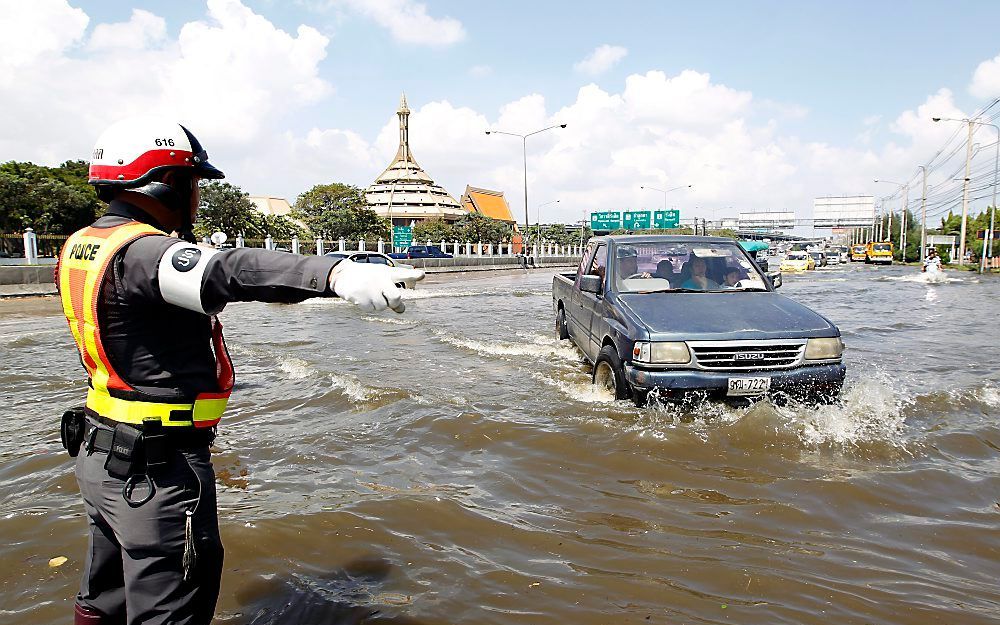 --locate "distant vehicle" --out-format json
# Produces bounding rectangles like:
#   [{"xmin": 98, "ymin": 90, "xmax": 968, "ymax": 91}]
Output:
[
  {"xmin": 865, "ymin": 241, "xmax": 893, "ymax": 265},
  {"xmin": 851, "ymin": 244, "xmax": 867, "ymax": 262},
  {"xmin": 325, "ymin": 250, "xmax": 419, "ymax": 288},
  {"xmin": 826, "ymin": 250, "xmax": 841, "ymax": 265},
  {"xmin": 387, "ymin": 245, "xmax": 453, "ymax": 259},
  {"xmin": 552, "ymin": 235, "xmax": 844, "ymax": 406},
  {"xmin": 809, "ymin": 251, "xmax": 828, "ymax": 267},
  {"xmin": 781, "ymin": 251, "xmax": 815, "ymax": 271}
]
